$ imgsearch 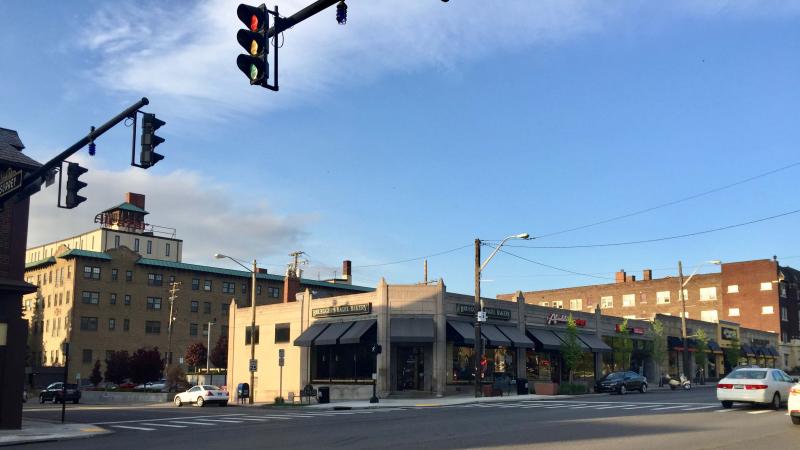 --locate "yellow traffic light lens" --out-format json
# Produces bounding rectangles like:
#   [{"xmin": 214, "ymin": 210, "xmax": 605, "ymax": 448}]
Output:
[
  {"xmin": 249, "ymin": 64, "xmax": 258, "ymax": 80},
  {"xmin": 250, "ymin": 40, "xmax": 258, "ymax": 56}
]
